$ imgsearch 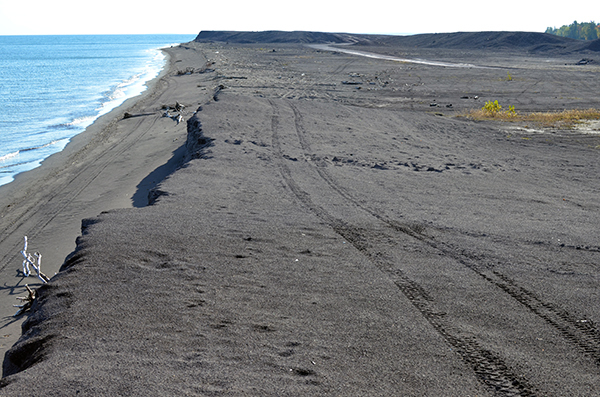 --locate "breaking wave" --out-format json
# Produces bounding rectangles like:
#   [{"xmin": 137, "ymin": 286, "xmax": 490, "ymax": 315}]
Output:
[{"xmin": 0, "ymin": 151, "xmax": 19, "ymax": 162}]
